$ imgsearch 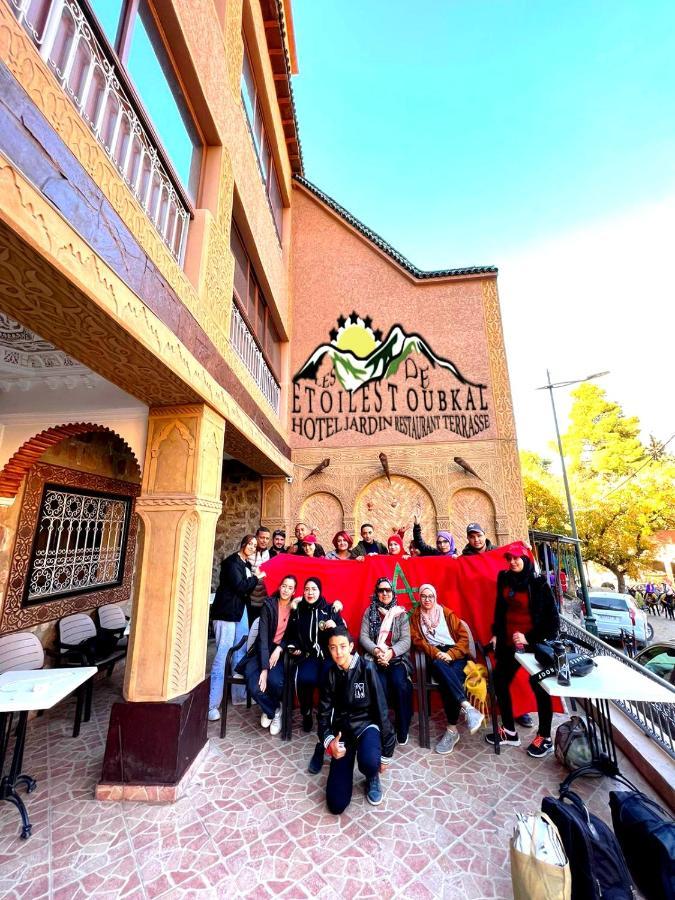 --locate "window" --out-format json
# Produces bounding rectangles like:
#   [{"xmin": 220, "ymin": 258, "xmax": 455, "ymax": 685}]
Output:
[
  {"xmin": 230, "ymin": 225, "xmax": 281, "ymax": 378},
  {"xmin": 87, "ymin": 0, "xmax": 202, "ymax": 201},
  {"xmin": 24, "ymin": 485, "xmax": 132, "ymax": 605},
  {"xmin": 240, "ymin": 42, "xmax": 284, "ymax": 239}
]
